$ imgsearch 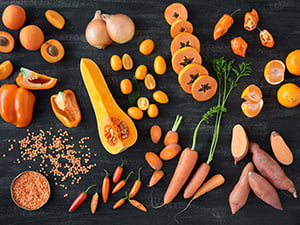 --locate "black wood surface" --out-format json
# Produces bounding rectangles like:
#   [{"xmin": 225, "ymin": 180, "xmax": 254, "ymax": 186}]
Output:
[{"xmin": 0, "ymin": 0, "xmax": 300, "ymax": 224}]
